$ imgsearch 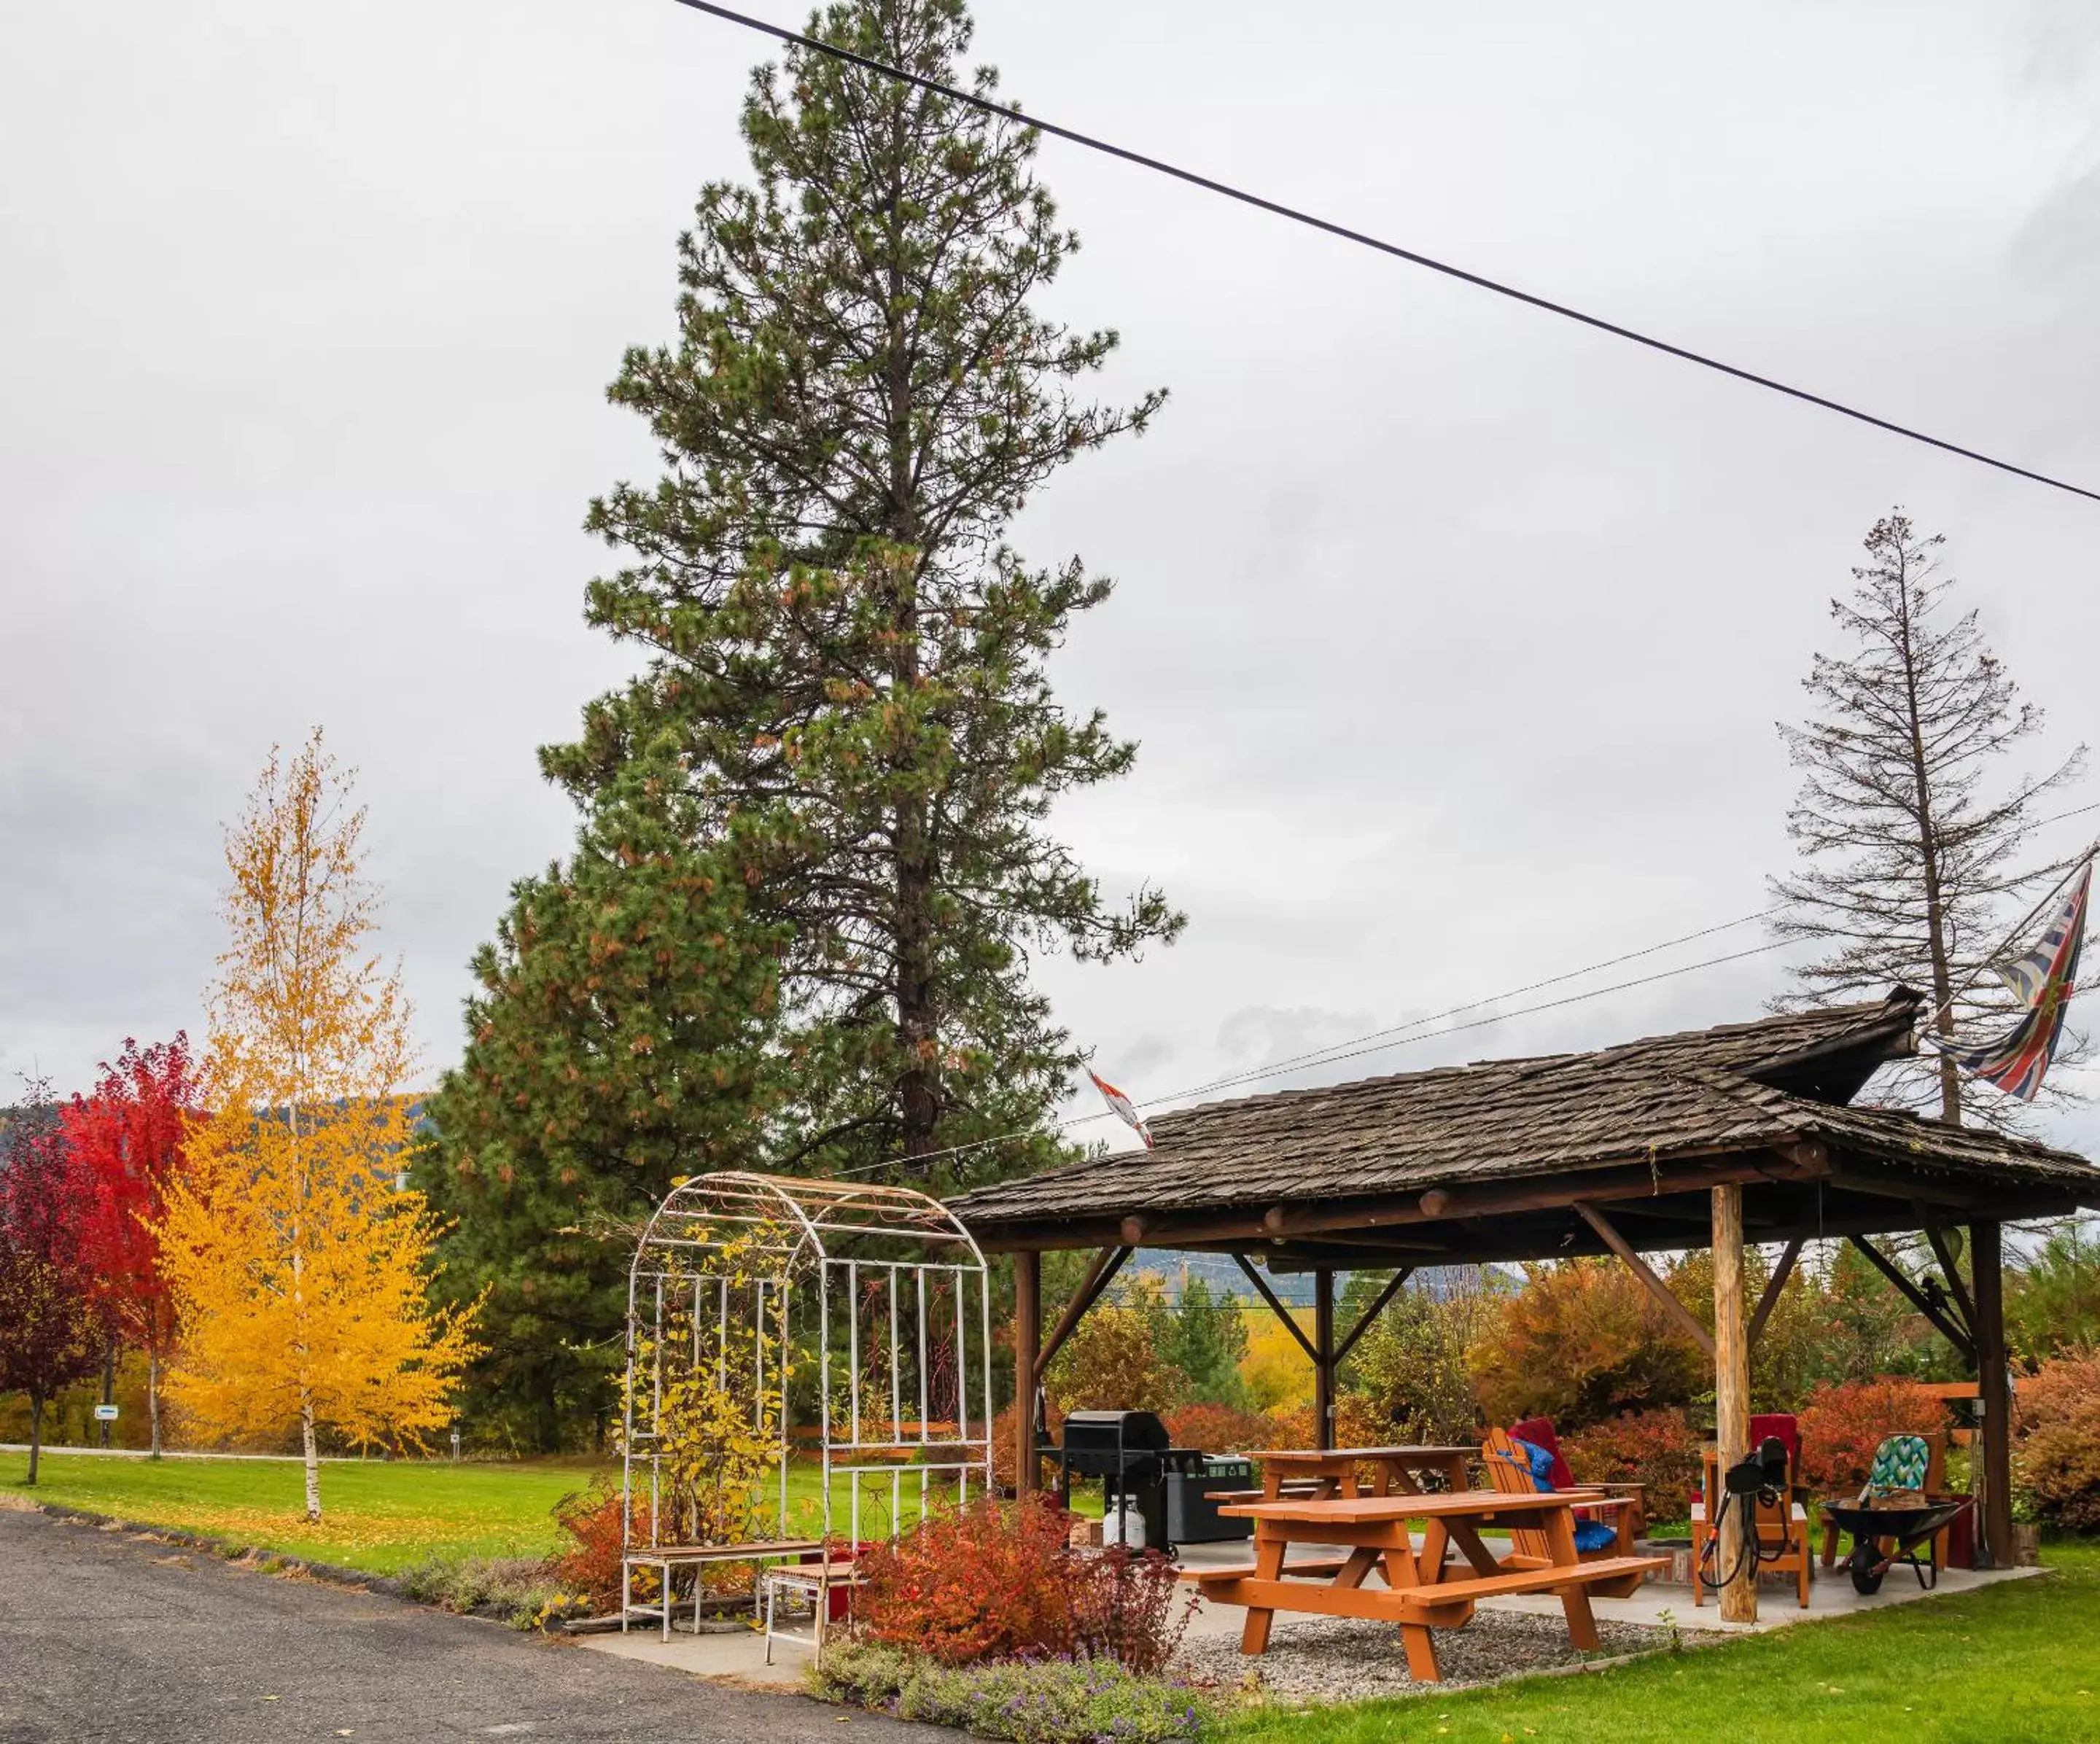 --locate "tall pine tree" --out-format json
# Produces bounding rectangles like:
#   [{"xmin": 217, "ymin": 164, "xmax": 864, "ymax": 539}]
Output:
[
  {"xmin": 1771, "ymin": 510, "xmax": 2085, "ymax": 1126},
  {"xmin": 545, "ymin": 0, "xmax": 1178, "ymax": 1174},
  {"xmin": 426, "ymin": 0, "xmax": 1179, "ymax": 1444}
]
